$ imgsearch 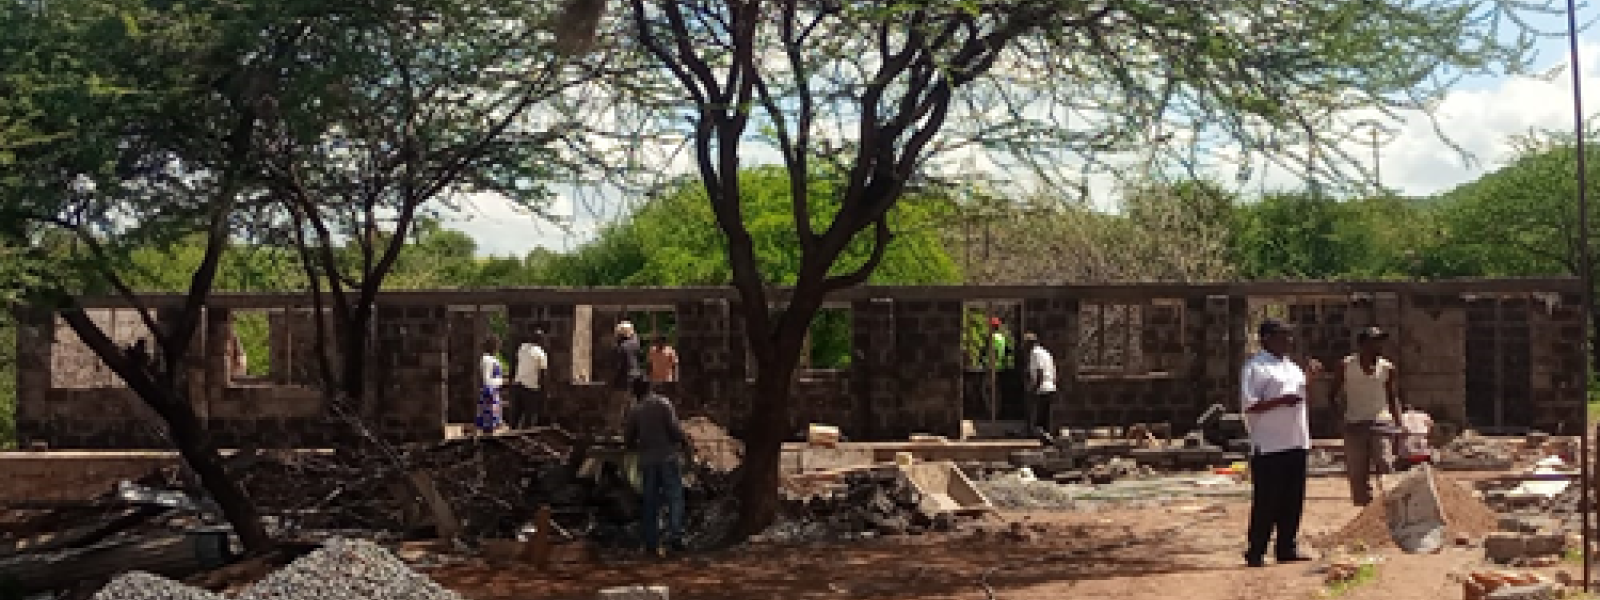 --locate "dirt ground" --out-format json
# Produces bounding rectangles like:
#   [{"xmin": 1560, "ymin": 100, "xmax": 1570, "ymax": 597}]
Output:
[{"xmin": 426, "ymin": 472, "xmax": 1553, "ymax": 600}]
